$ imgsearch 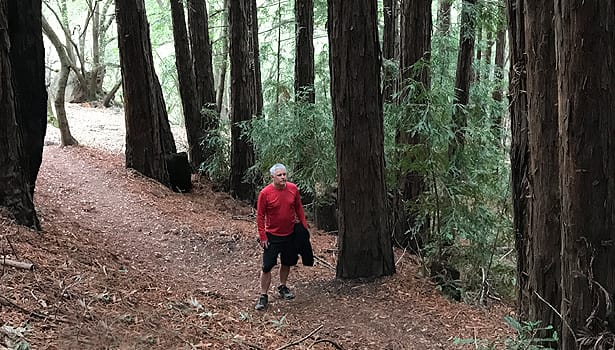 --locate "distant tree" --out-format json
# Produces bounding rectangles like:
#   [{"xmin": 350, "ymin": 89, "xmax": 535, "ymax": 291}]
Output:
[
  {"xmin": 42, "ymin": 0, "xmax": 116, "ymax": 103},
  {"xmin": 115, "ymin": 0, "xmax": 172, "ymax": 186},
  {"xmin": 8, "ymin": 0, "xmax": 47, "ymax": 197},
  {"xmin": 0, "ymin": 0, "xmax": 39, "ymax": 229},
  {"xmin": 42, "ymin": 16, "xmax": 79, "ymax": 146},
  {"xmin": 555, "ymin": 2, "xmax": 615, "ymax": 348},
  {"xmin": 522, "ymin": 0, "xmax": 560, "ymax": 342},
  {"xmin": 228, "ymin": 0, "xmax": 261, "ymax": 202},
  {"xmin": 215, "ymin": 0, "xmax": 229, "ymax": 114},
  {"xmin": 448, "ymin": 0, "xmax": 476, "ymax": 168},
  {"xmin": 294, "ymin": 0, "xmax": 314, "ymax": 103},
  {"xmin": 328, "ymin": 0, "xmax": 395, "ymax": 278},
  {"xmin": 382, "ymin": 0, "xmax": 397, "ymax": 102},
  {"xmin": 187, "ymin": 0, "xmax": 218, "ymax": 170},
  {"xmin": 437, "ymin": 0, "xmax": 452, "ymax": 35}
]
